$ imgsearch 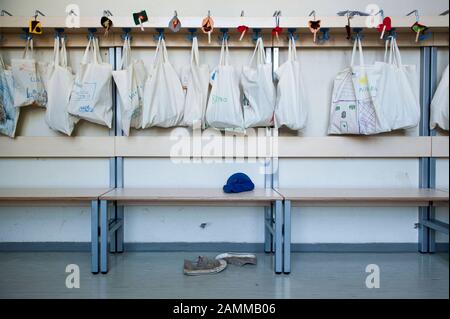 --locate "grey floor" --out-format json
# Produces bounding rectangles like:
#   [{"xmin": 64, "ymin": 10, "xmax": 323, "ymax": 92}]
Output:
[{"xmin": 0, "ymin": 251, "xmax": 448, "ymax": 299}]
